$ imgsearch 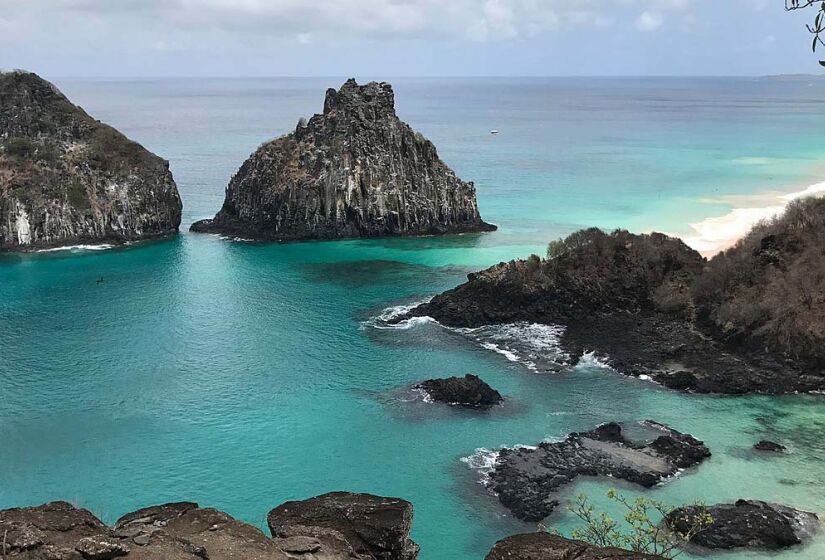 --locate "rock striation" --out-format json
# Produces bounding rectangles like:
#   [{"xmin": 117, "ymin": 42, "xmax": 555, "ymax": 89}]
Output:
[
  {"xmin": 483, "ymin": 421, "xmax": 710, "ymax": 522},
  {"xmin": 191, "ymin": 79, "xmax": 495, "ymax": 240},
  {"xmin": 485, "ymin": 532, "xmax": 664, "ymax": 560},
  {"xmin": 401, "ymin": 208, "xmax": 825, "ymax": 394},
  {"xmin": 667, "ymin": 500, "xmax": 819, "ymax": 550},
  {"xmin": 0, "ymin": 71, "xmax": 182, "ymax": 251},
  {"xmin": 415, "ymin": 374, "xmax": 503, "ymax": 408},
  {"xmin": 0, "ymin": 493, "xmax": 418, "ymax": 560}
]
